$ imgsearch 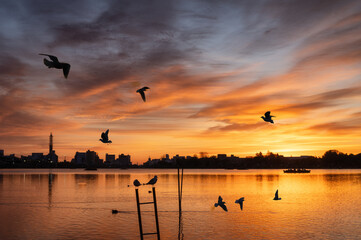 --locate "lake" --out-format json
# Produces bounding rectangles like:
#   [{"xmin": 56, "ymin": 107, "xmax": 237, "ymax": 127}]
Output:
[{"xmin": 0, "ymin": 169, "xmax": 360, "ymax": 239}]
